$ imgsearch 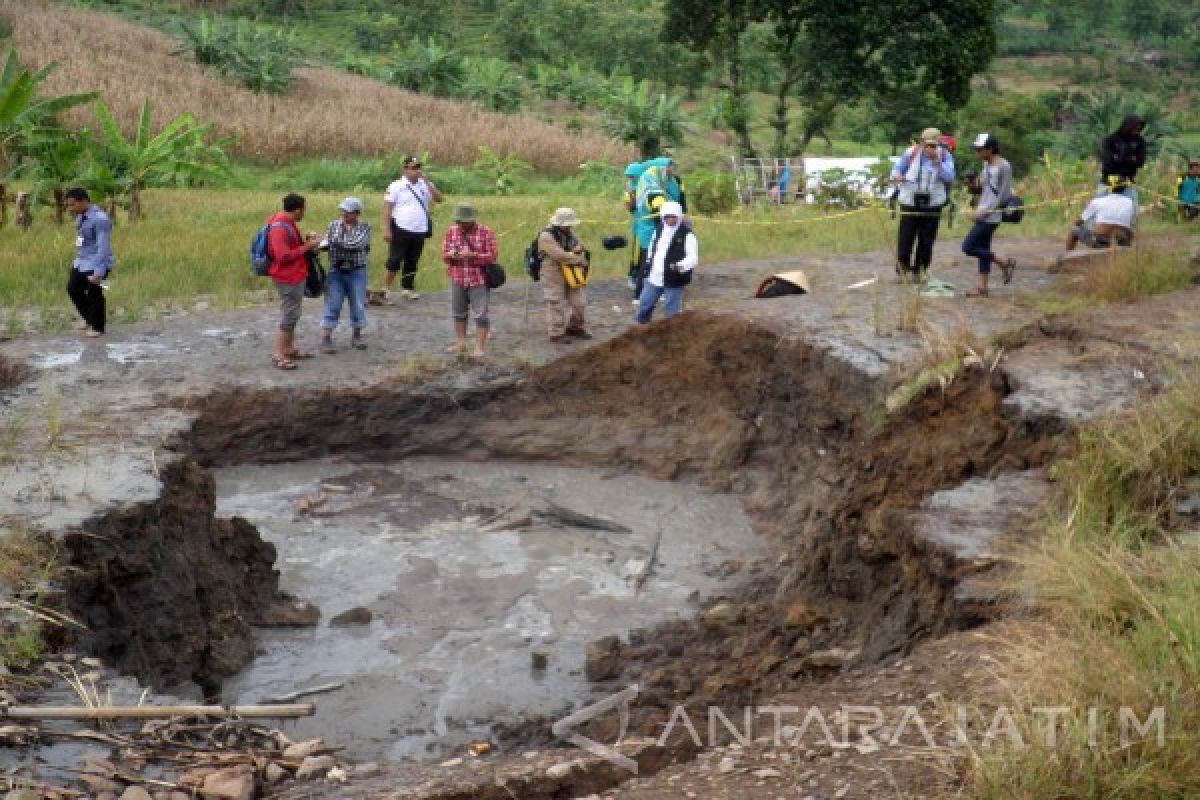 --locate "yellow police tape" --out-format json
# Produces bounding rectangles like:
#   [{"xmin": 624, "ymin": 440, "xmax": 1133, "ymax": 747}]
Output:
[{"xmin": 484, "ymin": 186, "xmax": 1167, "ymax": 243}]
